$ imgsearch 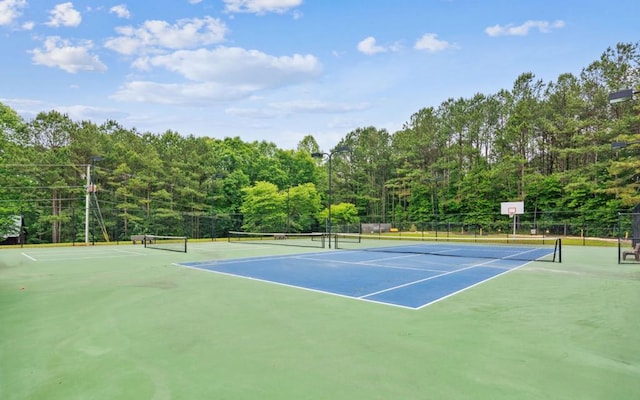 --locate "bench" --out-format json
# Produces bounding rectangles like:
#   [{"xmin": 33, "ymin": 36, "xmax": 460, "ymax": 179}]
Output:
[
  {"xmin": 131, "ymin": 235, "xmax": 154, "ymax": 244},
  {"xmin": 274, "ymin": 234, "xmax": 288, "ymax": 240},
  {"xmin": 623, "ymin": 243, "xmax": 640, "ymax": 261}
]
